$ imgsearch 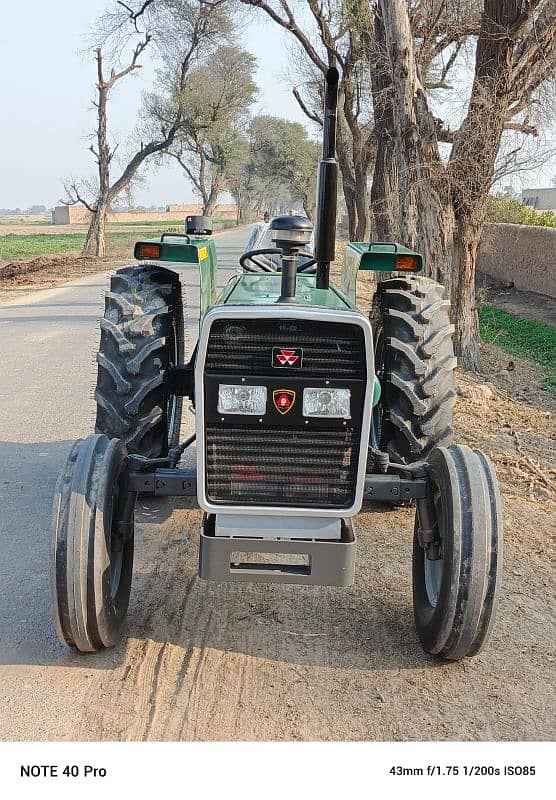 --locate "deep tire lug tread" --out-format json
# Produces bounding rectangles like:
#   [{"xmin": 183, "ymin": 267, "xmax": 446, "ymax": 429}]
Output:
[
  {"xmin": 99, "ymin": 318, "xmax": 135, "ymax": 354},
  {"xmin": 95, "ymin": 391, "xmax": 130, "ymax": 434},
  {"xmin": 388, "ymin": 337, "xmax": 427, "ymax": 376},
  {"xmin": 127, "ymin": 337, "xmax": 167, "ymax": 375},
  {"xmin": 96, "ymin": 352, "xmax": 132, "ymax": 395}
]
